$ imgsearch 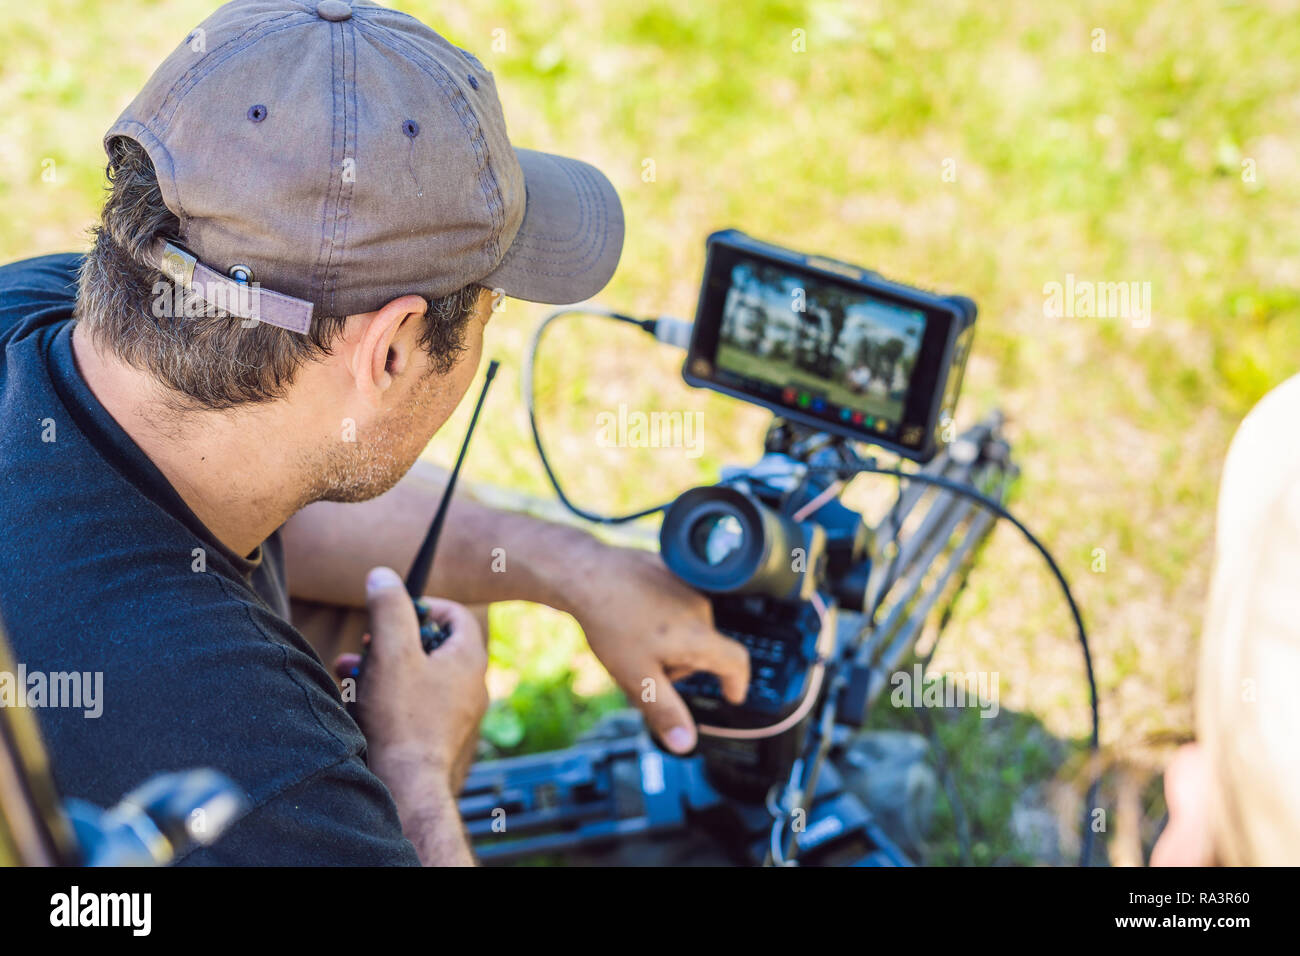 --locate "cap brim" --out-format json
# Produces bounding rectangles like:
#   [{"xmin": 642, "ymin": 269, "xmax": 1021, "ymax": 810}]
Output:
[{"xmin": 480, "ymin": 148, "xmax": 624, "ymax": 305}]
